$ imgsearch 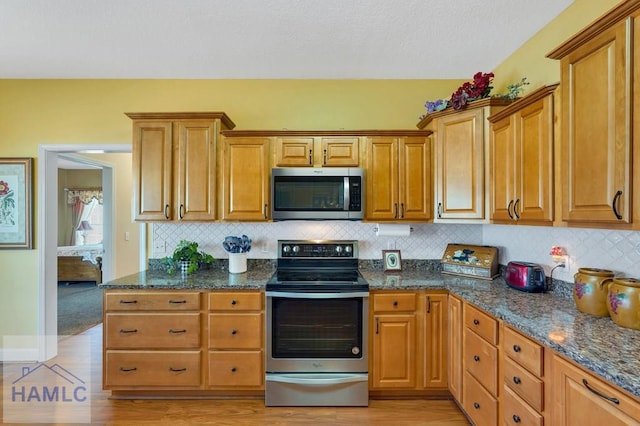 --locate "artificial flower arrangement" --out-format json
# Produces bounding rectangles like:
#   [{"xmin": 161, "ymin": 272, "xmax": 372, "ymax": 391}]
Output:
[
  {"xmin": 222, "ymin": 235, "xmax": 252, "ymax": 254},
  {"xmin": 420, "ymin": 73, "xmax": 529, "ymax": 119}
]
